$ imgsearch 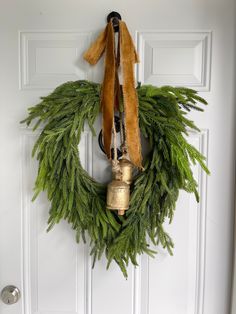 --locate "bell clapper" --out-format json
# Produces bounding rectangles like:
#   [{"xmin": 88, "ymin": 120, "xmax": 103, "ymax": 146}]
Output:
[{"xmin": 118, "ymin": 209, "xmax": 125, "ymax": 216}]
